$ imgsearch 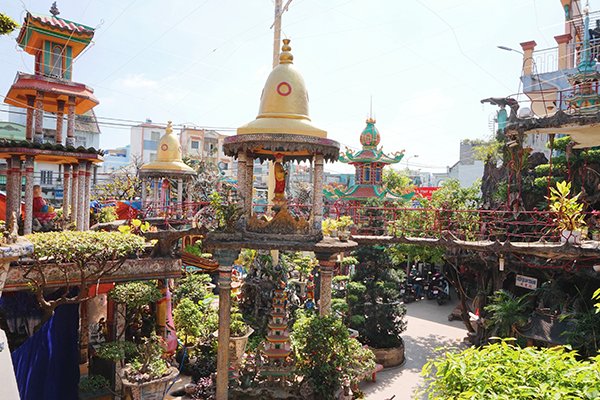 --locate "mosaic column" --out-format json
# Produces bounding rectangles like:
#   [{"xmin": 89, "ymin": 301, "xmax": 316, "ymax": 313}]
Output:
[
  {"xmin": 66, "ymin": 96, "xmax": 76, "ymax": 147},
  {"xmin": 312, "ymin": 154, "xmax": 324, "ymax": 231},
  {"xmin": 25, "ymin": 95, "xmax": 35, "ymax": 142},
  {"xmin": 11, "ymin": 156, "xmax": 22, "ymax": 222},
  {"xmin": 316, "ymin": 253, "xmax": 336, "ymax": 316},
  {"xmin": 70, "ymin": 164, "xmax": 79, "ymax": 224},
  {"xmin": 216, "ymin": 264, "xmax": 233, "ymax": 400},
  {"xmin": 63, "ymin": 164, "xmax": 71, "ymax": 221},
  {"xmin": 23, "ymin": 157, "xmax": 34, "ymax": 235},
  {"xmin": 141, "ymin": 177, "xmax": 147, "ymax": 211},
  {"xmin": 77, "ymin": 162, "xmax": 86, "ymax": 230},
  {"xmin": 5, "ymin": 158, "xmax": 13, "ymax": 223},
  {"xmin": 177, "ymin": 178, "xmax": 183, "ymax": 216},
  {"xmin": 152, "ymin": 177, "xmax": 160, "ymax": 217},
  {"xmin": 245, "ymin": 157, "xmax": 254, "ymax": 217},
  {"xmin": 236, "ymin": 152, "xmax": 247, "ymax": 217},
  {"xmin": 34, "ymin": 91, "xmax": 44, "ymax": 144},
  {"xmin": 84, "ymin": 162, "xmax": 92, "ymax": 230},
  {"xmin": 55, "ymin": 100, "xmax": 65, "ymax": 145}
]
